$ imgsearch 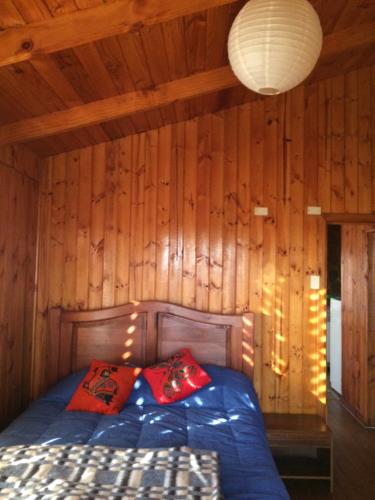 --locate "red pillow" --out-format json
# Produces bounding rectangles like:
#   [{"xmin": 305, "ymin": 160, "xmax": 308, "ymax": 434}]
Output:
[
  {"xmin": 66, "ymin": 359, "xmax": 141, "ymax": 415},
  {"xmin": 143, "ymin": 349, "xmax": 211, "ymax": 404}
]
